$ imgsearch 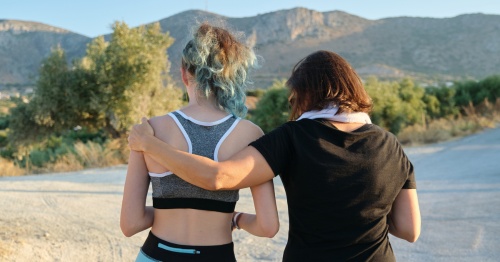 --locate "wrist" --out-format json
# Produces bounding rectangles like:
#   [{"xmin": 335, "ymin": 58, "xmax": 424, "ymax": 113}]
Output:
[
  {"xmin": 141, "ymin": 134, "xmax": 156, "ymax": 153},
  {"xmin": 232, "ymin": 212, "xmax": 243, "ymax": 230}
]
